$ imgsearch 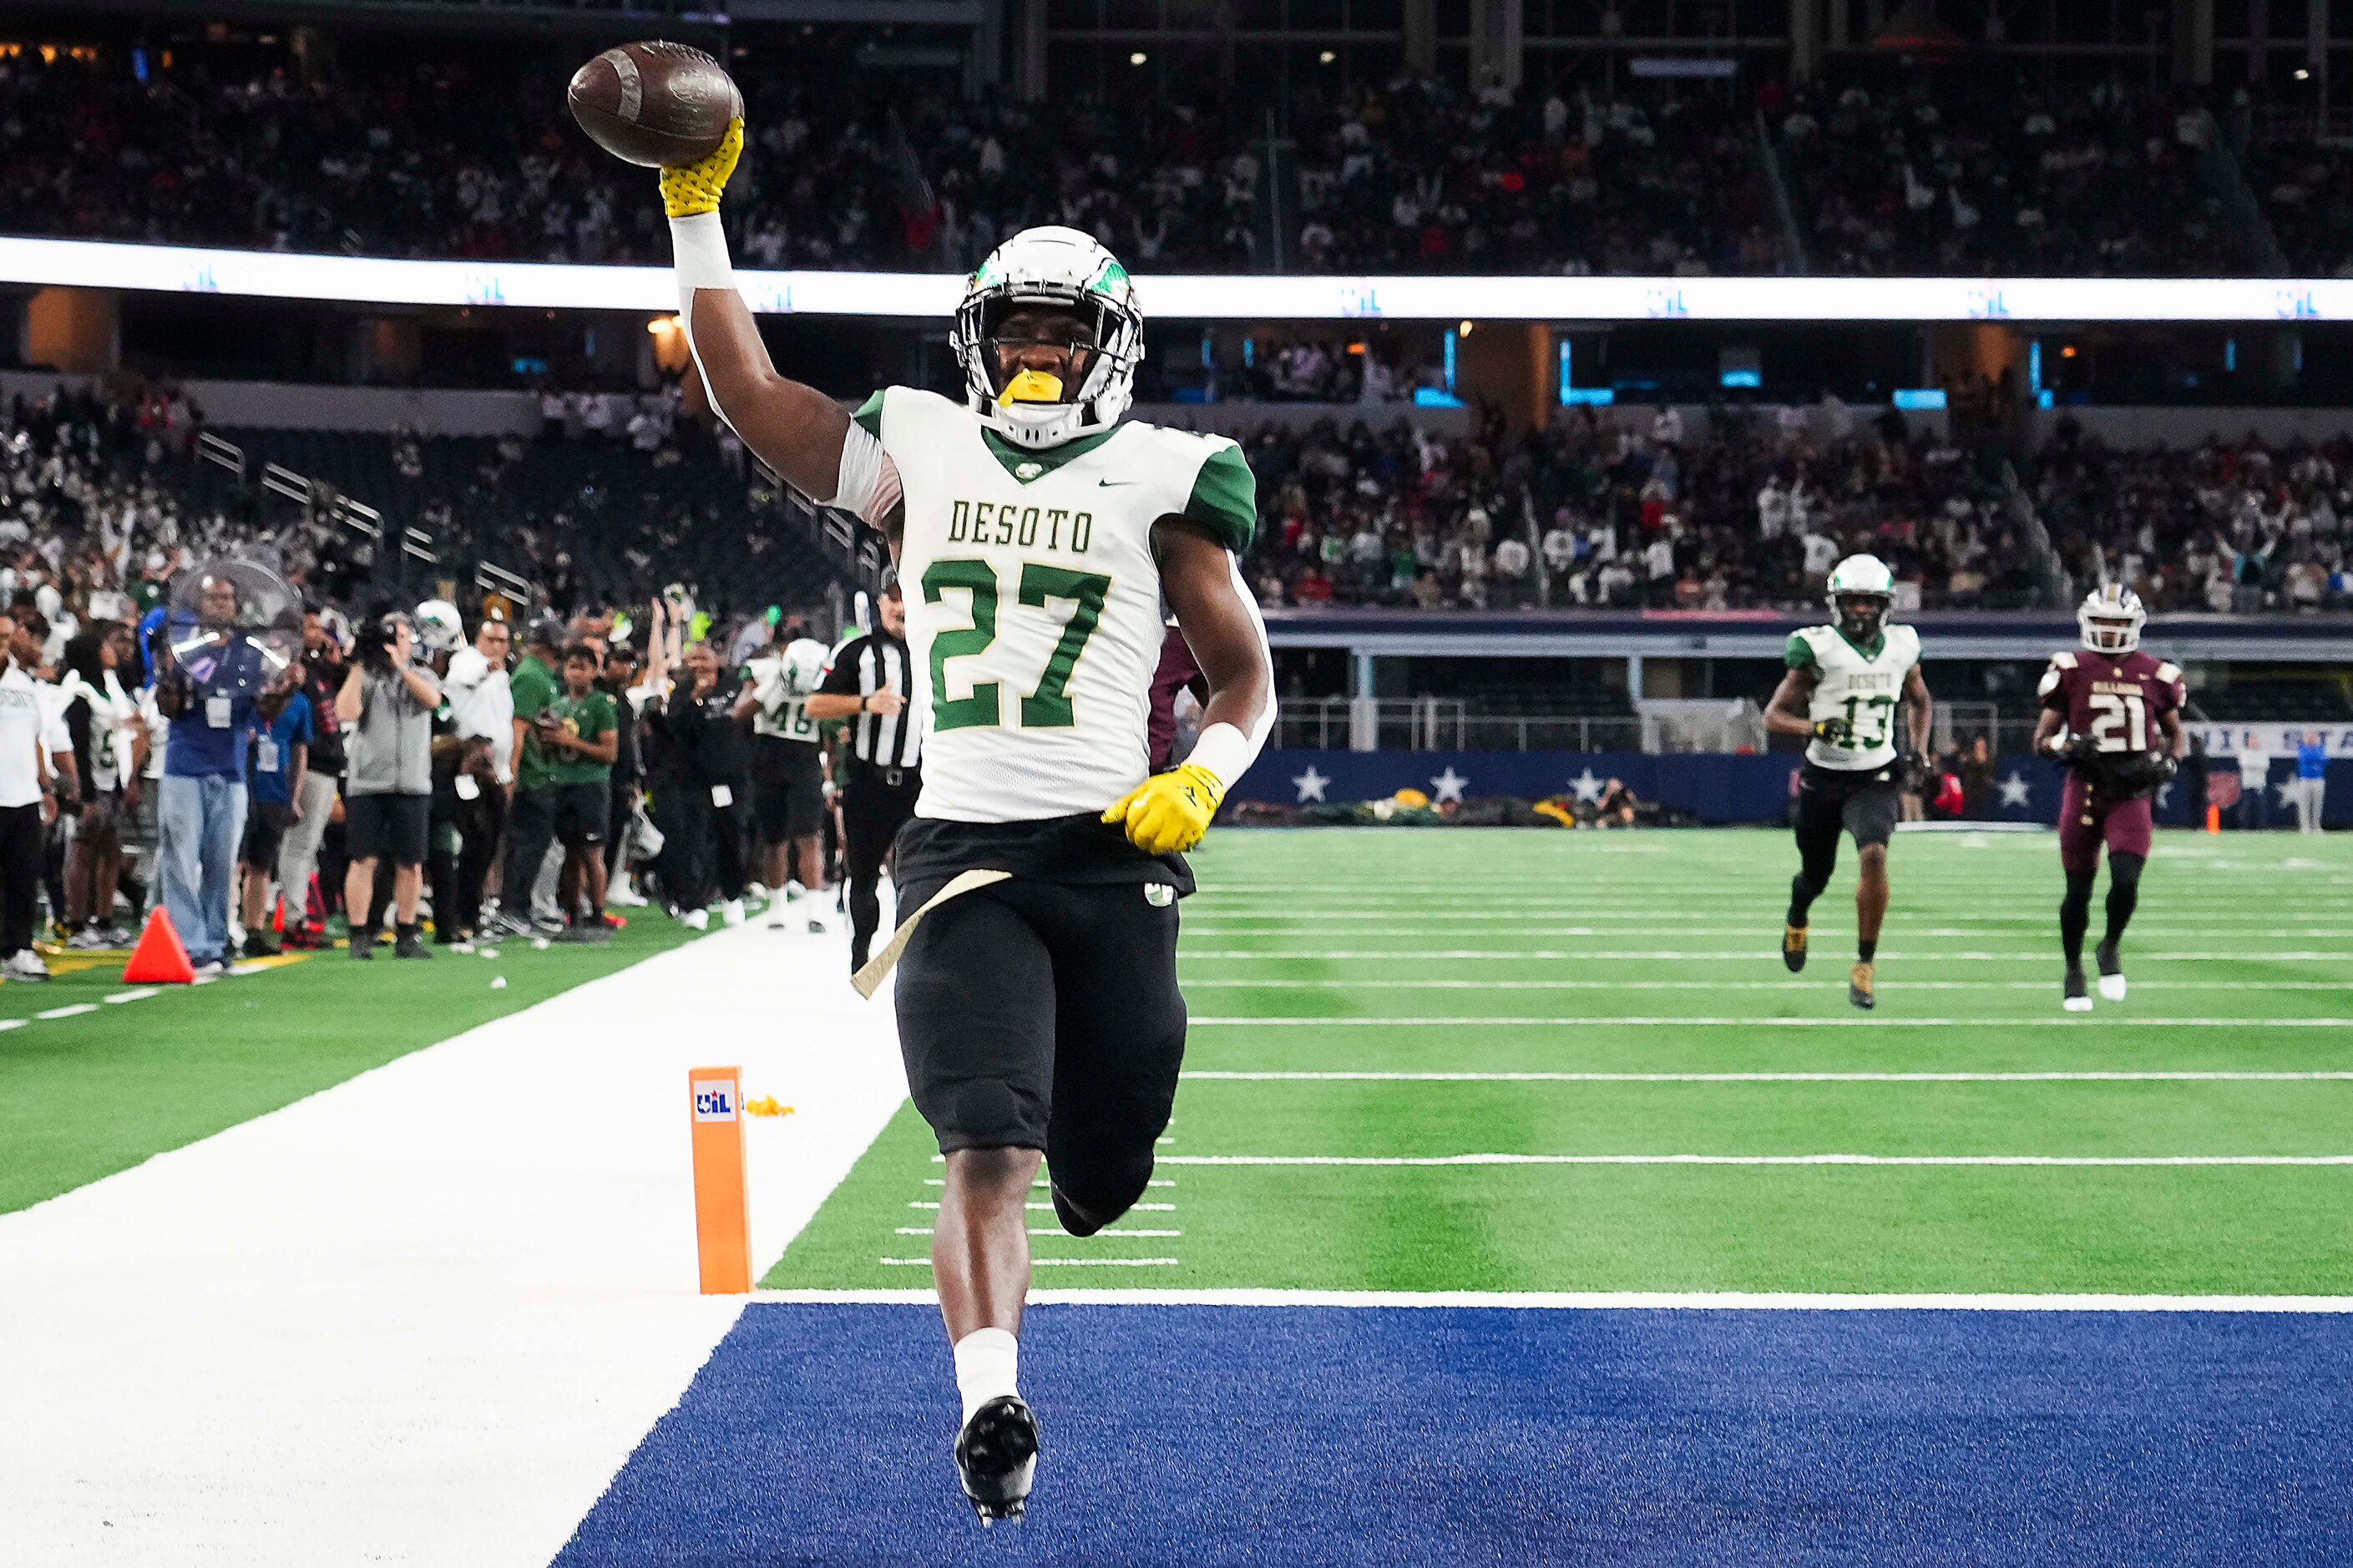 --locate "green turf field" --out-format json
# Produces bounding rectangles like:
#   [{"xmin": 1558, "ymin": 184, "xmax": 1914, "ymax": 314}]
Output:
[
  {"xmin": 767, "ymin": 827, "xmax": 2353, "ymax": 1295},
  {"xmin": 0, "ymin": 919, "xmax": 699, "ymax": 1216}
]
